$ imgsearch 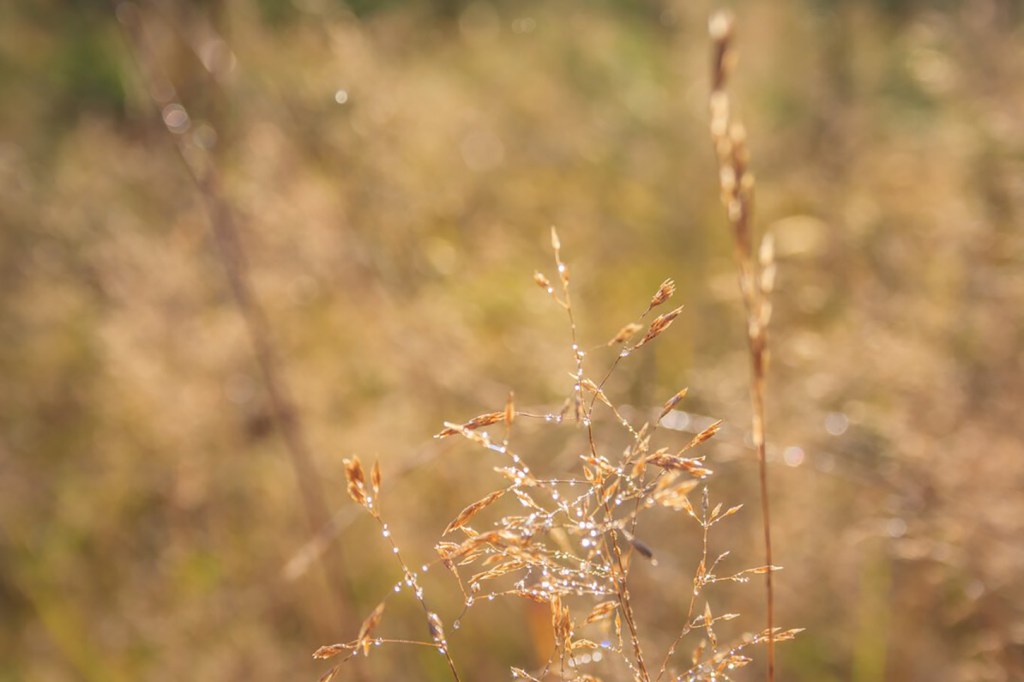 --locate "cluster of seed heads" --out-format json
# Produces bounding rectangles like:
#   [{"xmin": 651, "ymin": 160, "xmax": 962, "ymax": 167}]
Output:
[{"xmin": 314, "ymin": 229, "xmax": 798, "ymax": 682}]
